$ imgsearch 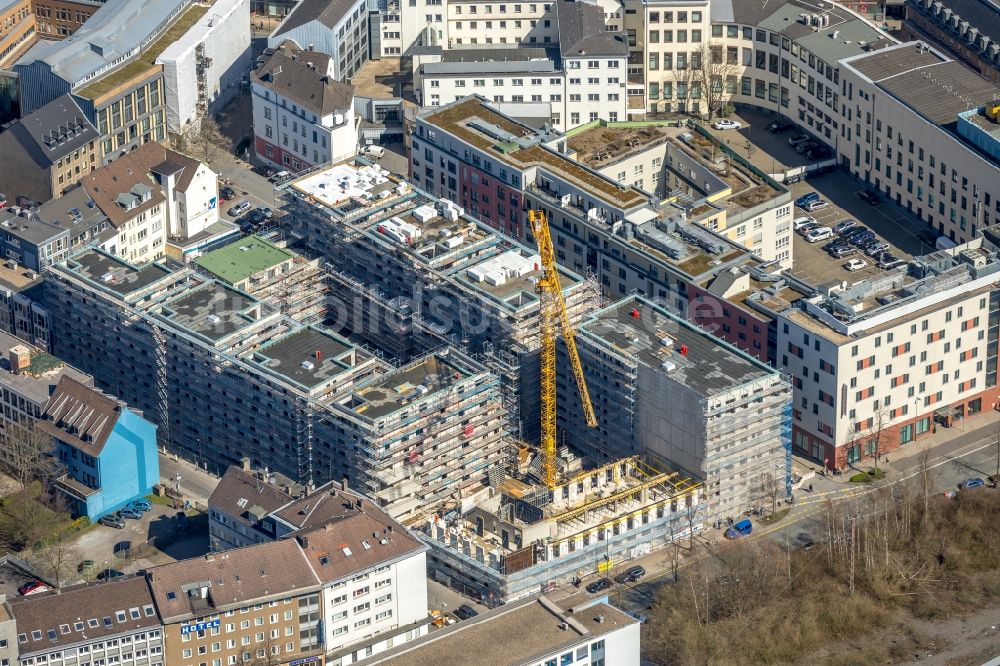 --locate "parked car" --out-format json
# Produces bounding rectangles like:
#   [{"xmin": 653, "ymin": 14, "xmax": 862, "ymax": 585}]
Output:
[
  {"xmin": 917, "ymin": 230, "xmax": 939, "ymax": 246},
  {"xmin": 849, "ymin": 231, "xmax": 876, "ymax": 247},
  {"xmin": 833, "ymin": 219, "xmax": 857, "ymax": 234},
  {"xmin": 252, "ymin": 165, "xmax": 277, "ymax": 178},
  {"xmin": 219, "ymin": 185, "xmax": 236, "ymax": 201},
  {"xmin": 795, "ymin": 192, "xmax": 820, "ymax": 207},
  {"xmin": 796, "ymin": 222, "xmax": 819, "ymax": 235},
  {"xmin": 767, "ymin": 119, "xmax": 793, "ymax": 133},
  {"xmin": 842, "ymin": 227, "xmax": 870, "ymax": 240},
  {"xmin": 788, "ymin": 134, "xmax": 812, "ymax": 147},
  {"xmin": 802, "ymin": 200, "xmax": 829, "ymax": 212},
  {"xmin": 586, "ymin": 577, "xmax": 613, "ymax": 594},
  {"xmin": 959, "ymin": 478, "xmax": 985, "ymax": 489},
  {"xmin": 830, "ymin": 245, "xmax": 857, "ymax": 259},
  {"xmin": 268, "ymin": 170, "xmax": 292, "ymax": 185},
  {"xmin": 120, "ymin": 507, "xmax": 142, "ymax": 520},
  {"xmin": 246, "ymin": 209, "xmax": 266, "ymax": 225},
  {"xmin": 878, "ymin": 253, "xmax": 905, "ymax": 270},
  {"xmin": 805, "ymin": 145, "xmax": 832, "ymax": 160},
  {"xmin": 712, "ymin": 119, "xmax": 742, "ymax": 130},
  {"xmin": 129, "ymin": 498, "xmax": 152, "ymax": 512},
  {"xmin": 615, "ymin": 565, "xmax": 646, "ymax": 584},
  {"xmin": 805, "ymin": 227, "xmax": 833, "ymax": 243},
  {"xmin": 725, "ymin": 519, "xmax": 753, "ymax": 539},
  {"xmin": 359, "ymin": 144, "xmax": 386, "ymax": 158},
  {"xmin": 99, "ymin": 513, "xmax": 126, "ymax": 529},
  {"xmin": 453, "ymin": 604, "xmax": 479, "ymax": 620},
  {"xmin": 865, "ymin": 242, "xmax": 891, "ymax": 257},
  {"xmin": 97, "ymin": 569, "xmax": 124, "ymax": 581},
  {"xmin": 18, "ymin": 580, "xmax": 49, "ymax": 596},
  {"xmin": 844, "ymin": 258, "xmax": 867, "ymax": 272},
  {"xmin": 793, "ymin": 215, "xmax": 816, "ymax": 230},
  {"xmin": 227, "ymin": 200, "xmax": 252, "ymax": 217},
  {"xmin": 0, "ymin": 193, "xmax": 6, "ymax": 208},
  {"xmin": 625, "ymin": 610, "xmax": 649, "ymax": 623},
  {"xmin": 256, "ymin": 206, "xmax": 274, "ymax": 220},
  {"xmin": 78, "ymin": 559, "xmax": 94, "ymax": 574},
  {"xmin": 795, "ymin": 140, "xmax": 819, "ymax": 154},
  {"xmin": 858, "ymin": 189, "xmax": 881, "ymax": 206}
]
